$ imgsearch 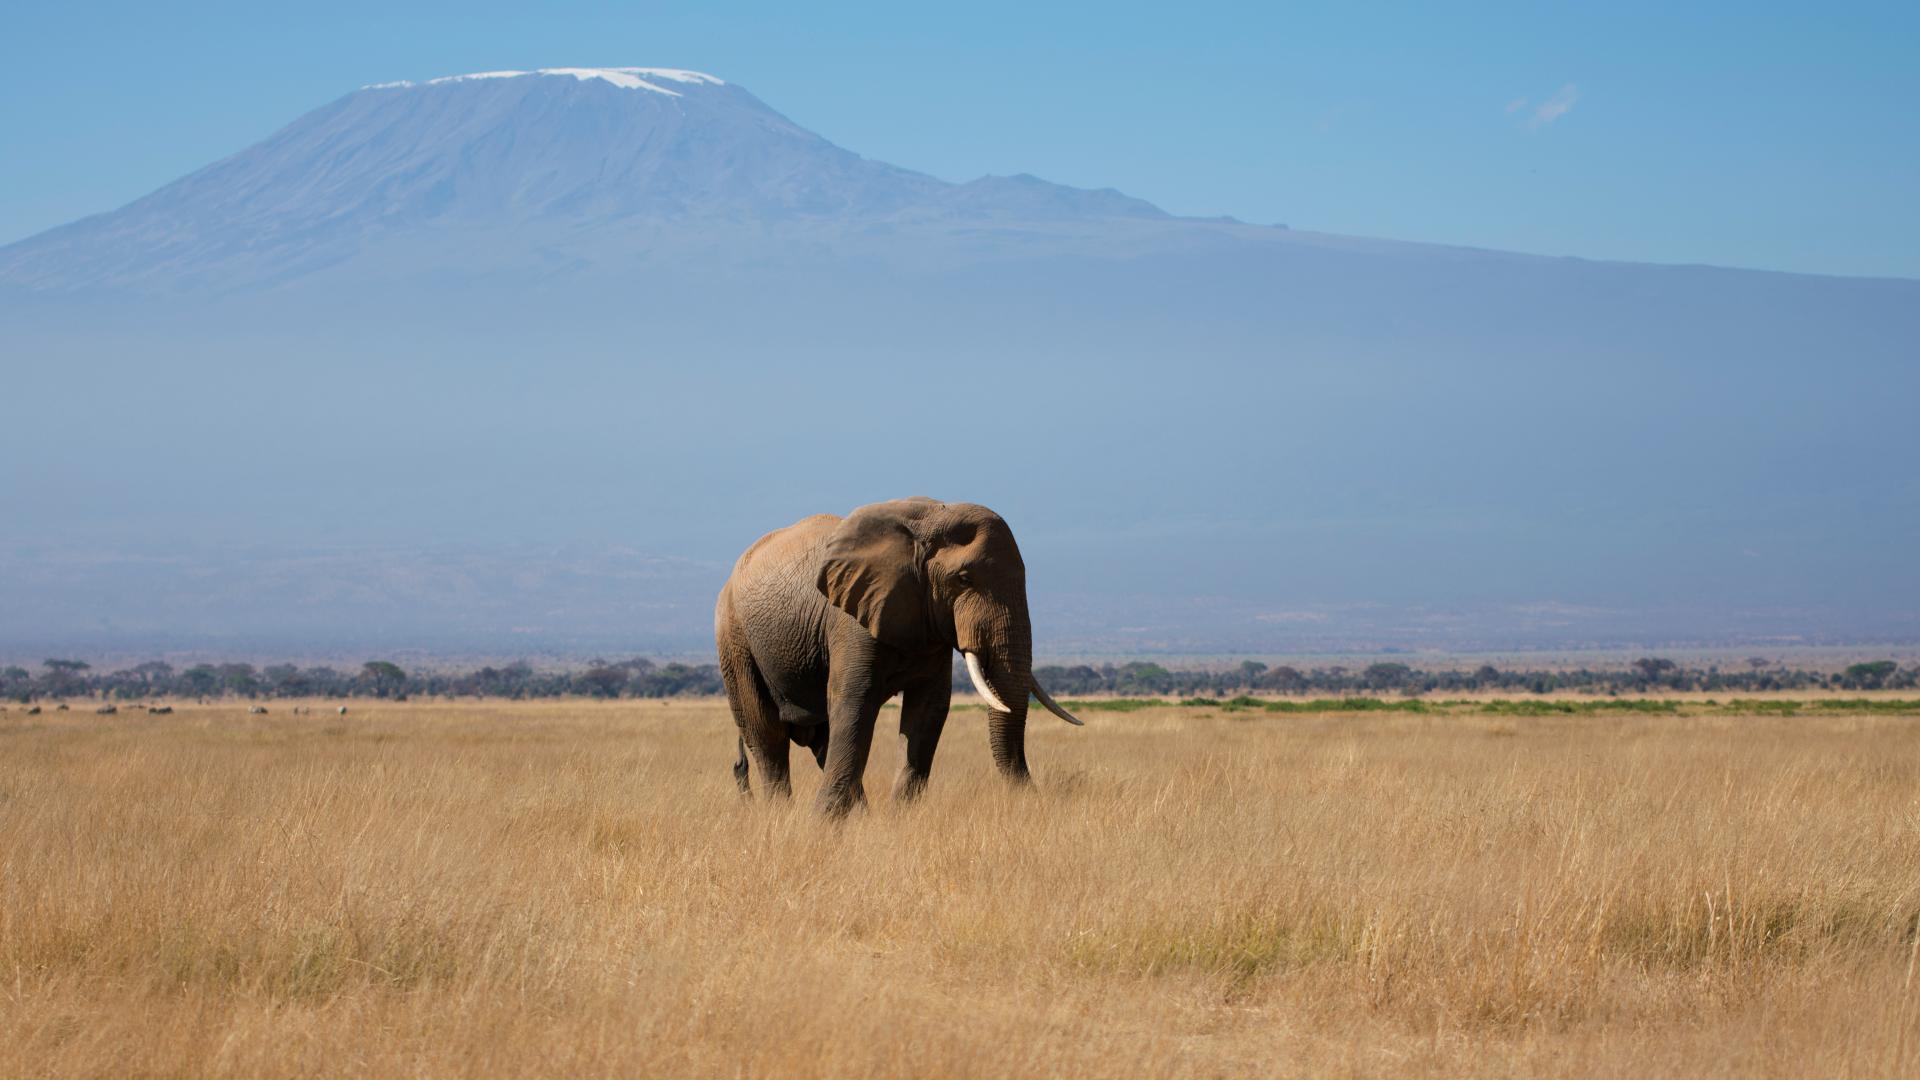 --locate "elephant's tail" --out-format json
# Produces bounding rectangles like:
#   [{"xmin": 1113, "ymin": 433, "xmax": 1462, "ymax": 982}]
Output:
[{"xmin": 732, "ymin": 736, "xmax": 750, "ymax": 793}]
